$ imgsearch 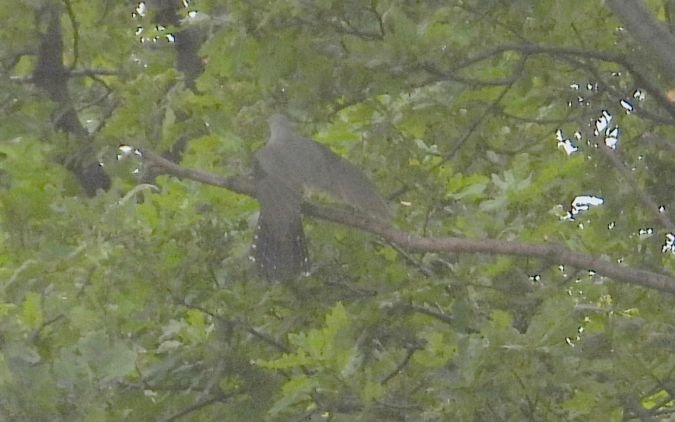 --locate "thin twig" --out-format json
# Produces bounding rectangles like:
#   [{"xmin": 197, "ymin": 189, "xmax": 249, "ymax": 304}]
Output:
[
  {"xmin": 432, "ymin": 82, "xmax": 514, "ymax": 169},
  {"xmin": 9, "ymin": 68, "xmax": 121, "ymax": 83},
  {"xmin": 380, "ymin": 343, "xmax": 421, "ymax": 385},
  {"xmin": 157, "ymin": 391, "xmax": 233, "ymax": 422},
  {"xmin": 381, "ymin": 240, "xmax": 434, "ymax": 277},
  {"xmin": 174, "ymin": 297, "xmax": 291, "ymax": 353},
  {"xmin": 399, "ymin": 303, "xmax": 454, "ymax": 325}
]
